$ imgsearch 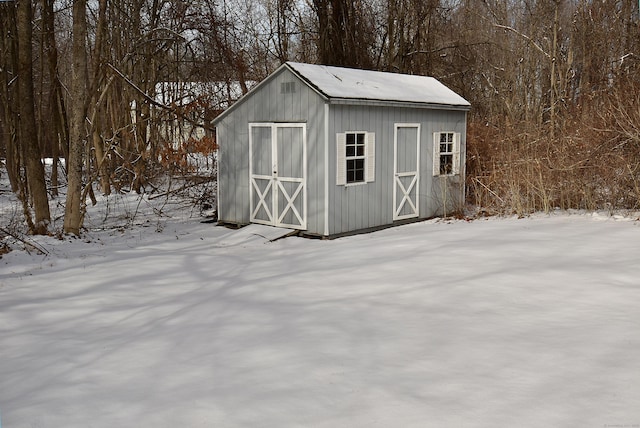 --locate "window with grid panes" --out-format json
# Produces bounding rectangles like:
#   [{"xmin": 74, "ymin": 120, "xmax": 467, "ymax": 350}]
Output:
[
  {"xmin": 438, "ymin": 132, "xmax": 455, "ymax": 175},
  {"xmin": 346, "ymin": 132, "xmax": 366, "ymax": 183}
]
